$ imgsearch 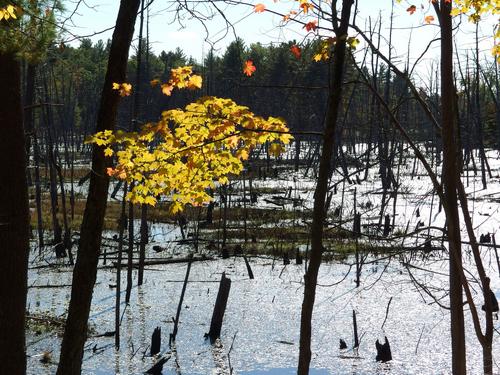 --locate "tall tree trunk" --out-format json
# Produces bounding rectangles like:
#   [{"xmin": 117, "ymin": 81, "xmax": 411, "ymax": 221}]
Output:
[
  {"xmin": 24, "ymin": 63, "xmax": 36, "ymax": 186},
  {"xmin": 33, "ymin": 126, "xmax": 44, "ymax": 250},
  {"xmin": 0, "ymin": 51, "xmax": 29, "ymax": 375},
  {"xmin": 297, "ymin": 1, "xmax": 353, "ymax": 373},
  {"xmin": 56, "ymin": 1, "xmax": 141, "ymax": 374},
  {"xmin": 435, "ymin": 1, "xmax": 466, "ymax": 373}
]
